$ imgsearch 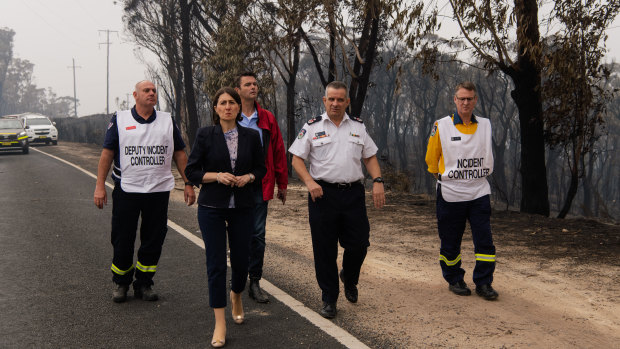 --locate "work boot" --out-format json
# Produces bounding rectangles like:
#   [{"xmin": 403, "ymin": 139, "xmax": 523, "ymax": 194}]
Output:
[
  {"xmin": 448, "ymin": 280, "xmax": 472, "ymax": 296},
  {"xmin": 475, "ymin": 284, "xmax": 499, "ymax": 300},
  {"xmin": 134, "ymin": 285, "xmax": 159, "ymax": 301},
  {"xmin": 320, "ymin": 302, "xmax": 337, "ymax": 319},
  {"xmin": 112, "ymin": 284, "xmax": 129, "ymax": 303},
  {"xmin": 339, "ymin": 270, "xmax": 358, "ymax": 303},
  {"xmin": 248, "ymin": 279, "xmax": 269, "ymax": 303}
]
